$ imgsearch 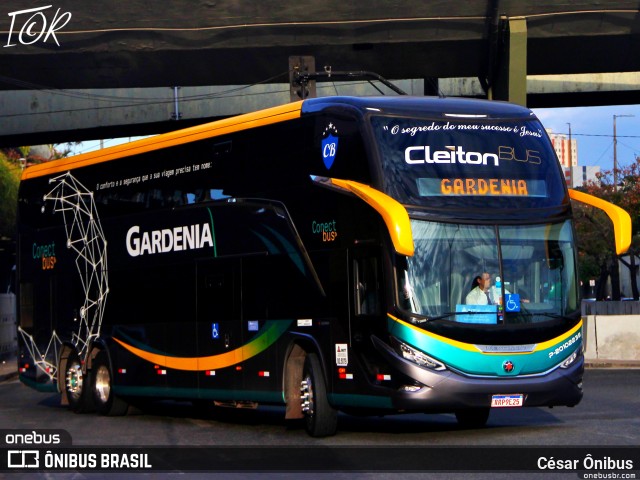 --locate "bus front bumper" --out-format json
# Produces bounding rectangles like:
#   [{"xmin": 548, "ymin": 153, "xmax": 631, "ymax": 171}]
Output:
[{"xmin": 372, "ymin": 335, "xmax": 583, "ymax": 412}]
